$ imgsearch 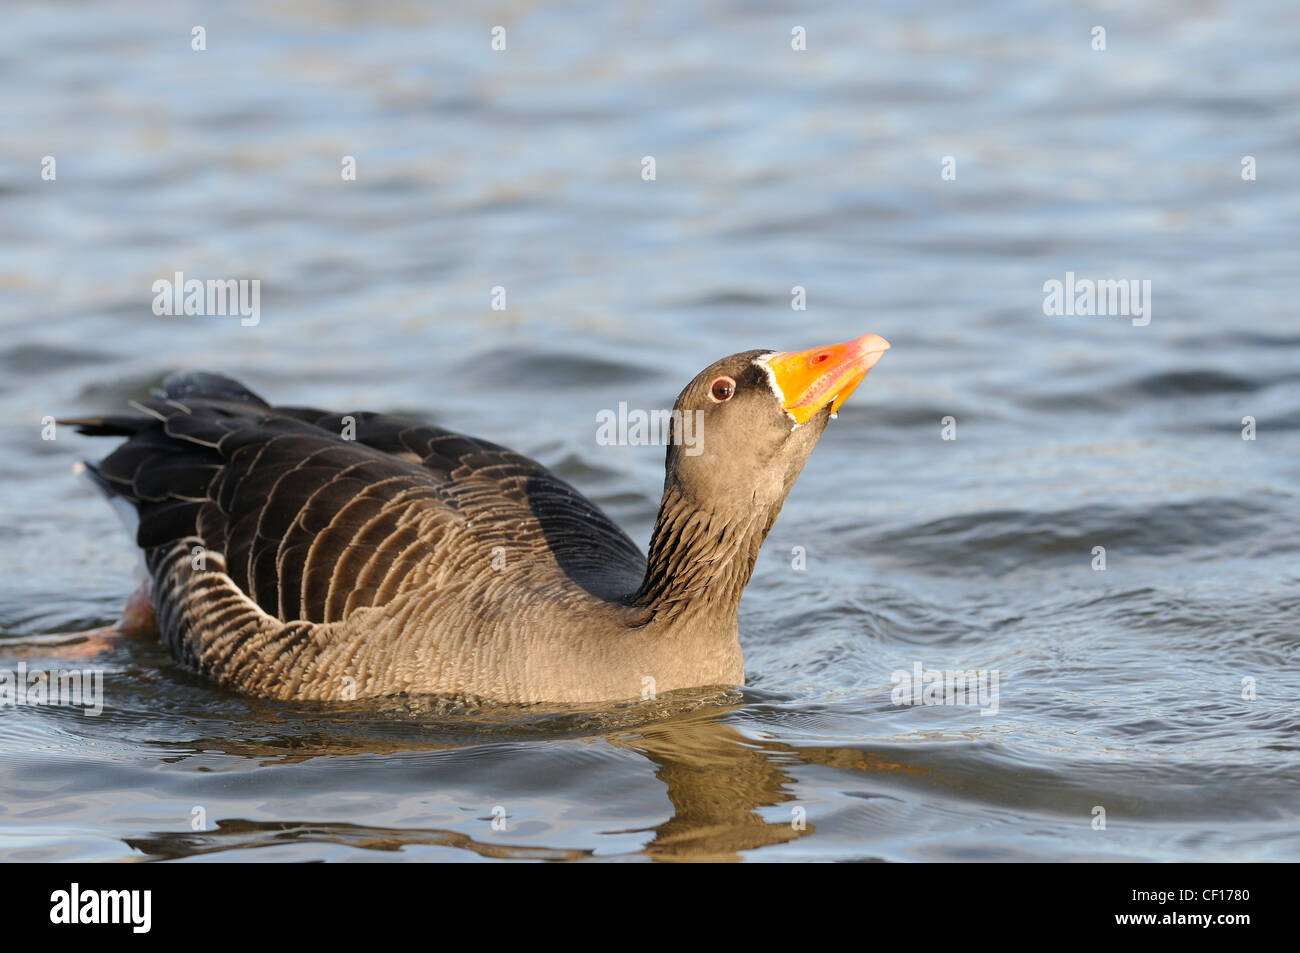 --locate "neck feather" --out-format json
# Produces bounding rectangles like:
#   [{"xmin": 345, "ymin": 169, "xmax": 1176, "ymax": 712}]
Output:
[{"xmin": 633, "ymin": 482, "xmax": 779, "ymax": 623}]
